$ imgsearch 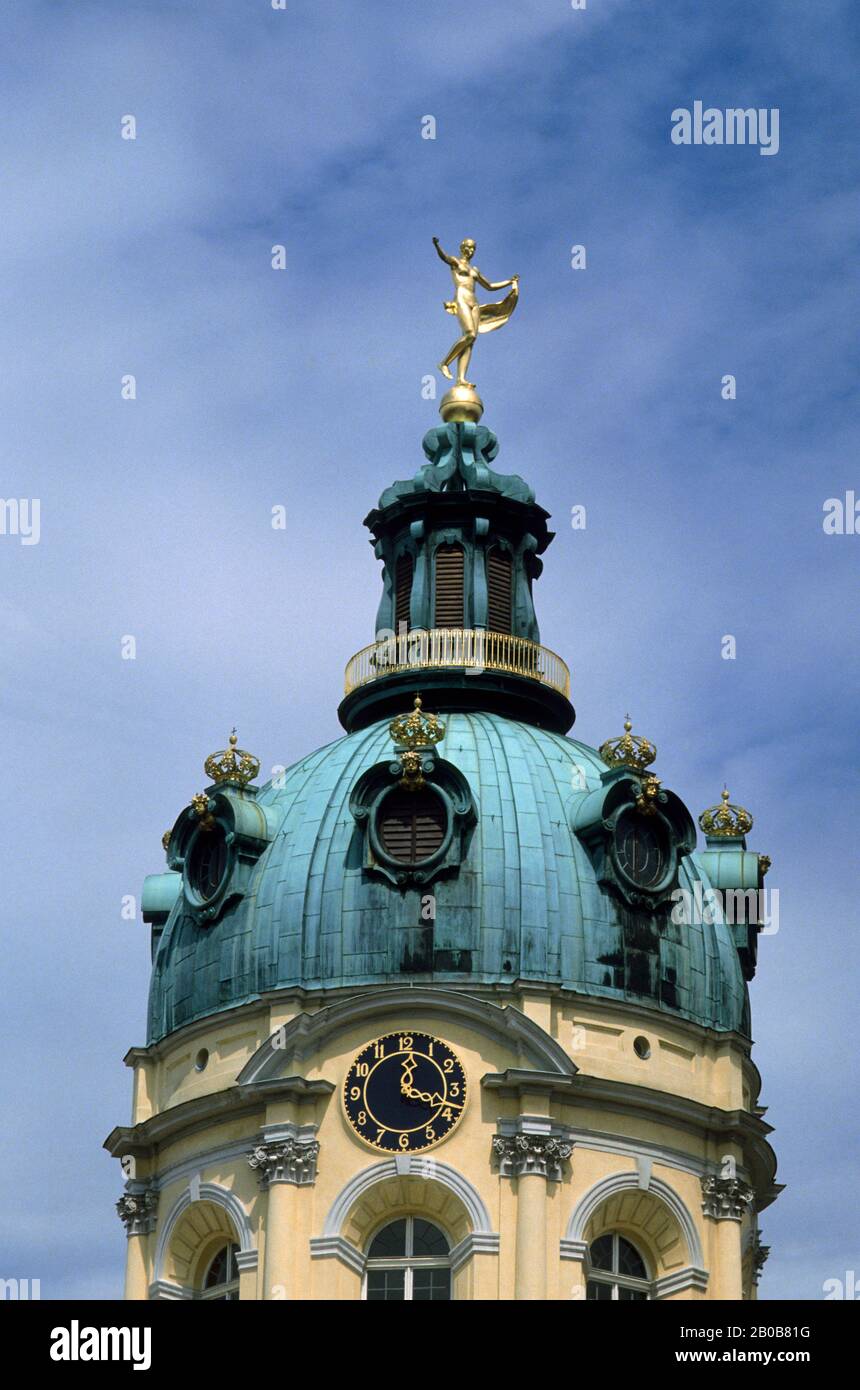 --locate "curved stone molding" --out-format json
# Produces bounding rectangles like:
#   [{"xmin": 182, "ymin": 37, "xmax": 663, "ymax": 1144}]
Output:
[
  {"xmin": 154, "ymin": 1180, "xmax": 255, "ymax": 1285},
  {"xmin": 320, "ymin": 1156, "xmax": 494, "ymax": 1239},
  {"xmin": 116, "ymin": 1185, "xmax": 158, "ymax": 1237},
  {"xmin": 564, "ymin": 1169, "xmax": 705, "ymax": 1272},
  {"xmin": 237, "ymin": 987, "xmax": 577, "ymax": 1087},
  {"xmin": 701, "ymin": 1174, "xmax": 755, "ymax": 1221}
]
